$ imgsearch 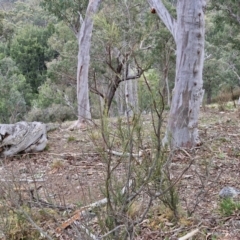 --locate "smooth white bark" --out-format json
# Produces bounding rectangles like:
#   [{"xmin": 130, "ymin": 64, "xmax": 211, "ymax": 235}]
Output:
[
  {"xmin": 165, "ymin": 75, "xmax": 171, "ymax": 106},
  {"xmin": 116, "ymin": 82, "xmax": 125, "ymax": 116},
  {"xmin": 148, "ymin": 0, "xmax": 206, "ymax": 148},
  {"xmin": 76, "ymin": 0, "xmax": 102, "ymax": 127},
  {"xmin": 125, "ymin": 78, "xmax": 138, "ymax": 117}
]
